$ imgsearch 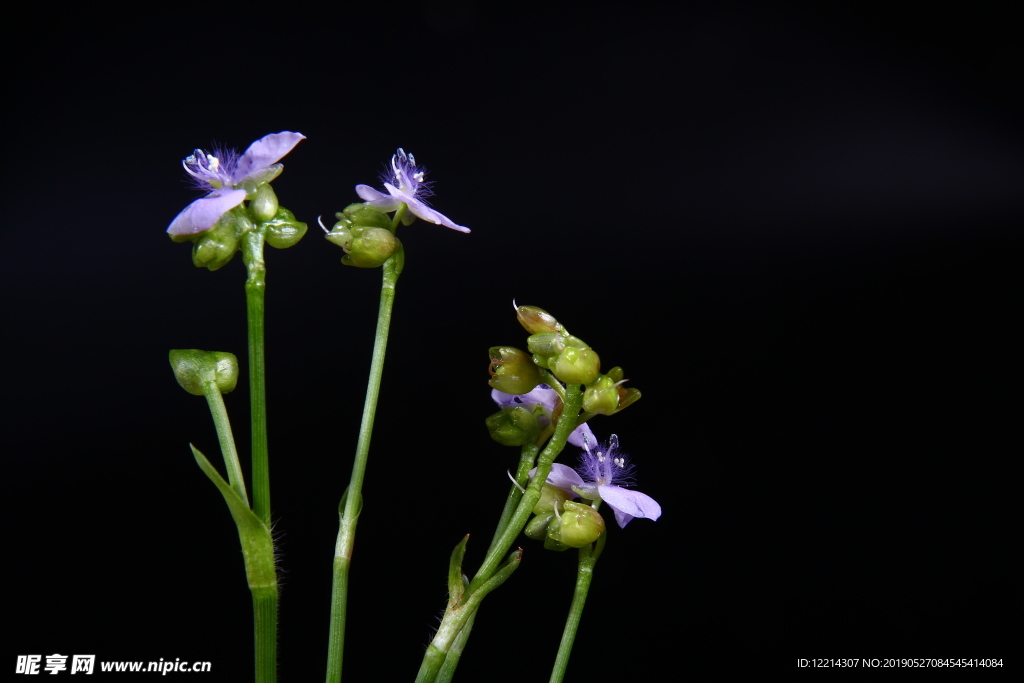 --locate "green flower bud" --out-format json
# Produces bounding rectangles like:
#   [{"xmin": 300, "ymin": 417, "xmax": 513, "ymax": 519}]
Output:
[
  {"xmin": 485, "ymin": 406, "xmax": 538, "ymax": 446},
  {"xmin": 487, "ymin": 346, "xmax": 542, "ymax": 395},
  {"xmin": 516, "ymin": 305, "xmax": 563, "ymax": 334},
  {"xmin": 169, "ymin": 349, "xmax": 239, "ymax": 395},
  {"xmin": 552, "ymin": 347, "xmax": 601, "ymax": 385},
  {"xmin": 583, "ymin": 374, "xmax": 620, "ymax": 415},
  {"xmin": 262, "ymin": 206, "xmax": 308, "ymax": 249},
  {"xmin": 344, "ymin": 205, "xmax": 393, "ymax": 230},
  {"xmin": 524, "ymin": 513, "xmax": 553, "ymax": 541},
  {"xmin": 526, "ymin": 332, "xmax": 566, "ymax": 358},
  {"xmin": 341, "ymin": 227, "xmax": 399, "ymax": 268},
  {"xmin": 250, "ymin": 183, "xmax": 279, "ymax": 222},
  {"xmin": 191, "ymin": 214, "xmax": 242, "ymax": 271},
  {"xmin": 324, "ymin": 221, "xmax": 353, "ymax": 249},
  {"xmin": 532, "ymin": 483, "xmax": 574, "ymax": 515},
  {"xmin": 547, "ymin": 501, "xmax": 604, "ymax": 549}
]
